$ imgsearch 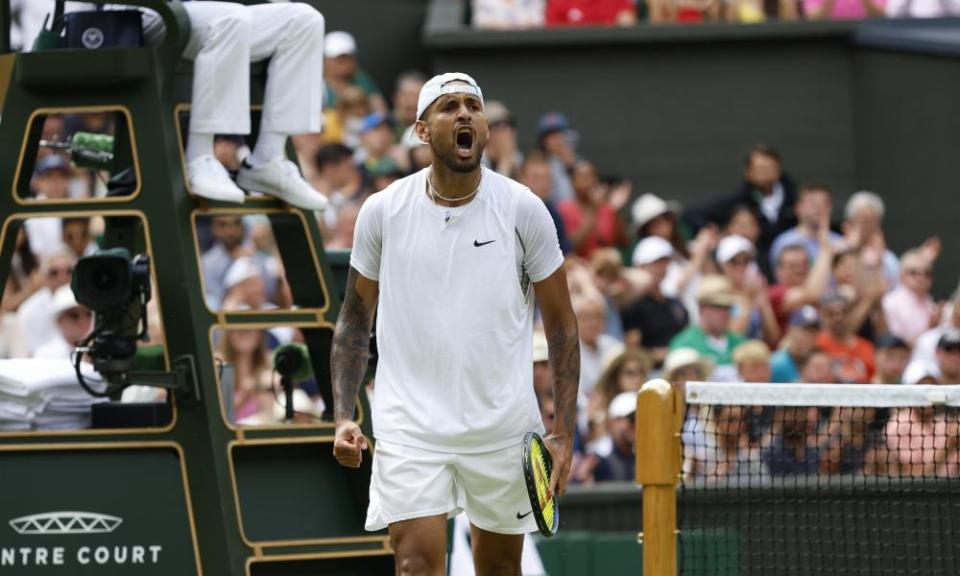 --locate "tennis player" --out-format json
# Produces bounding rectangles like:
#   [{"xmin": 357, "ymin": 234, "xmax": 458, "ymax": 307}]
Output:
[{"xmin": 332, "ymin": 72, "xmax": 580, "ymax": 575}]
